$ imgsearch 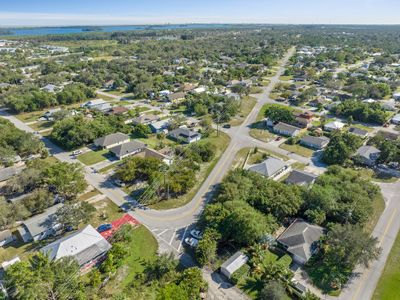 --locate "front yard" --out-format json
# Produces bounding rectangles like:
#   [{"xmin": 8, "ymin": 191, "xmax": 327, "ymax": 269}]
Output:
[
  {"xmin": 229, "ymin": 96, "xmax": 257, "ymax": 126},
  {"xmin": 279, "ymin": 142, "xmax": 315, "ymax": 157},
  {"xmin": 77, "ymin": 149, "xmax": 110, "ymax": 165}
]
